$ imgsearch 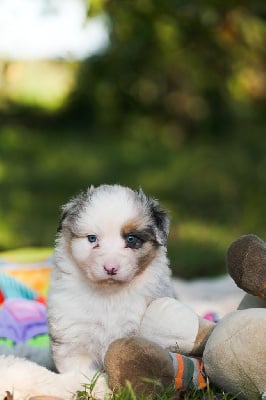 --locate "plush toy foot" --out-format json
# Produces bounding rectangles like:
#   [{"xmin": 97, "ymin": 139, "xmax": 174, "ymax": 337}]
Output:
[
  {"xmin": 104, "ymin": 337, "xmax": 207, "ymax": 397},
  {"xmin": 104, "ymin": 337, "xmax": 174, "ymax": 397}
]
